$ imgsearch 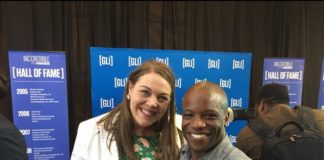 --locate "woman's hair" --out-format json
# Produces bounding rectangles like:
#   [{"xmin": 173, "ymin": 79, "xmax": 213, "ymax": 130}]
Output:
[{"xmin": 97, "ymin": 60, "xmax": 182, "ymax": 159}]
